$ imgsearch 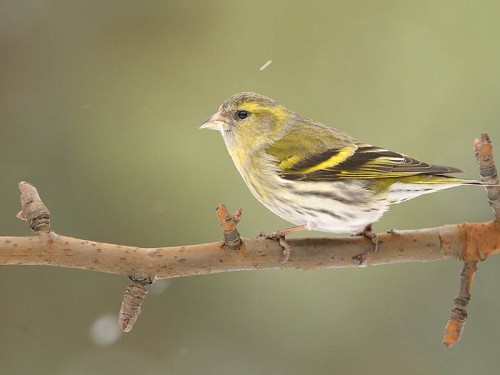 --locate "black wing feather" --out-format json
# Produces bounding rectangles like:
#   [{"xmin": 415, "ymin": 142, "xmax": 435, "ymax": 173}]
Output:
[{"xmin": 282, "ymin": 146, "xmax": 463, "ymax": 181}]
